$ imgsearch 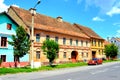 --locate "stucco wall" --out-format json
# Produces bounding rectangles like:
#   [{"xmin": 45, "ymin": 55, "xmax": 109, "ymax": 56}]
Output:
[{"xmin": 0, "ymin": 13, "xmax": 29, "ymax": 62}]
